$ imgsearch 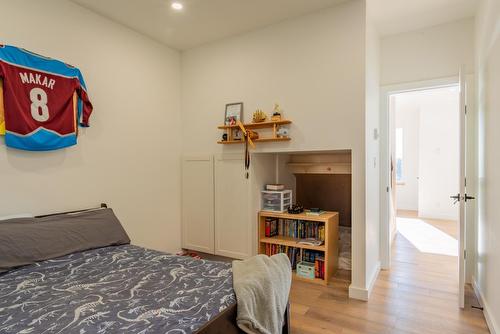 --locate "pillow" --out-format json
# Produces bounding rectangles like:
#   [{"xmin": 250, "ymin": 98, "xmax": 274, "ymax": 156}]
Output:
[{"xmin": 0, "ymin": 208, "xmax": 130, "ymax": 273}]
